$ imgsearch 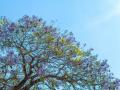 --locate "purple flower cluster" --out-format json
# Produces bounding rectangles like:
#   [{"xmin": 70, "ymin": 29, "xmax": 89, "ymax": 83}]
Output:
[
  {"xmin": 37, "ymin": 67, "xmax": 44, "ymax": 75},
  {"xmin": 18, "ymin": 15, "xmax": 42, "ymax": 28},
  {"xmin": 7, "ymin": 23, "xmax": 16, "ymax": 32}
]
